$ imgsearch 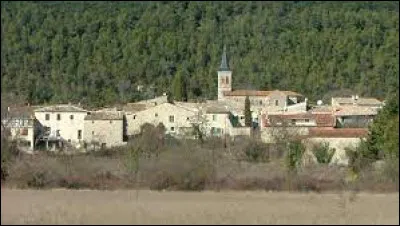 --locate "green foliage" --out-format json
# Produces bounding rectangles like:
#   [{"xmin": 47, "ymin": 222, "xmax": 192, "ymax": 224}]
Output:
[
  {"xmin": 366, "ymin": 91, "xmax": 399, "ymax": 161},
  {"xmin": 171, "ymin": 68, "xmax": 188, "ymax": 102},
  {"xmin": 285, "ymin": 140, "xmax": 305, "ymax": 172},
  {"xmin": 244, "ymin": 96, "xmax": 251, "ymax": 127},
  {"xmin": 1, "ymin": 138, "xmax": 19, "ymax": 181},
  {"xmin": 345, "ymin": 141, "xmax": 371, "ymax": 174},
  {"xmin": 1, "ymin": 2, "xmax": 398, "ymax": 106},
  {"xmin": 312, "ymin": 142, "xmax": 336, "ymax": 164}
]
